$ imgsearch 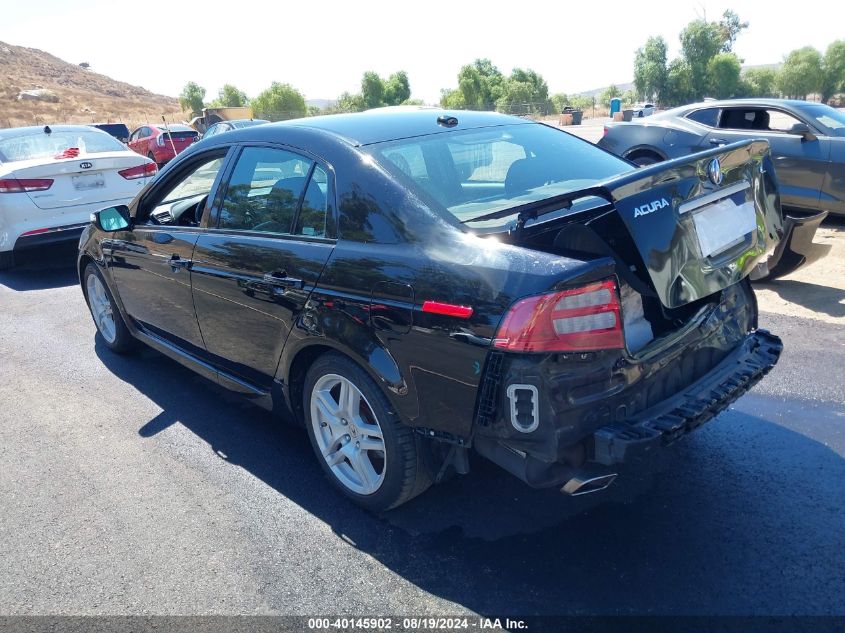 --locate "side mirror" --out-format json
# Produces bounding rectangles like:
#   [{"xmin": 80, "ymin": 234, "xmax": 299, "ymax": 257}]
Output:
[
  {"xmin": 788, "ymin": 123, "xmax": 817, "ymax": 141},
  {"xmin": 92, "ymin": 205, "xmax": 131, "ymax": 232}
]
